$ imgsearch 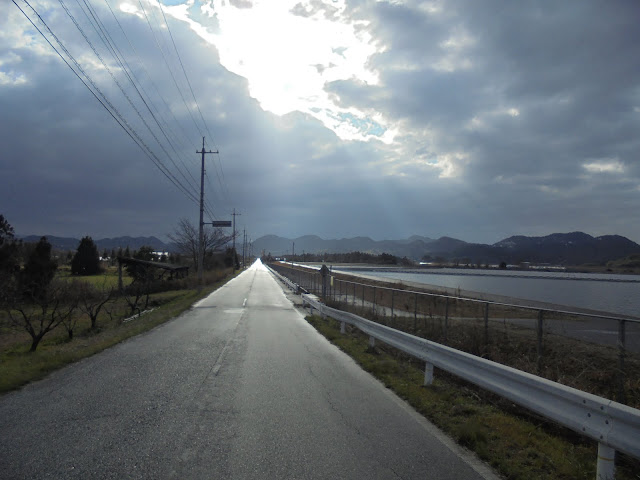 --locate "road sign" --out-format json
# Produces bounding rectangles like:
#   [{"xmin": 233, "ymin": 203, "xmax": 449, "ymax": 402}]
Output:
[{"xmin": 210, "ymin": 221, "xmax": 232, "ymax": 227}]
